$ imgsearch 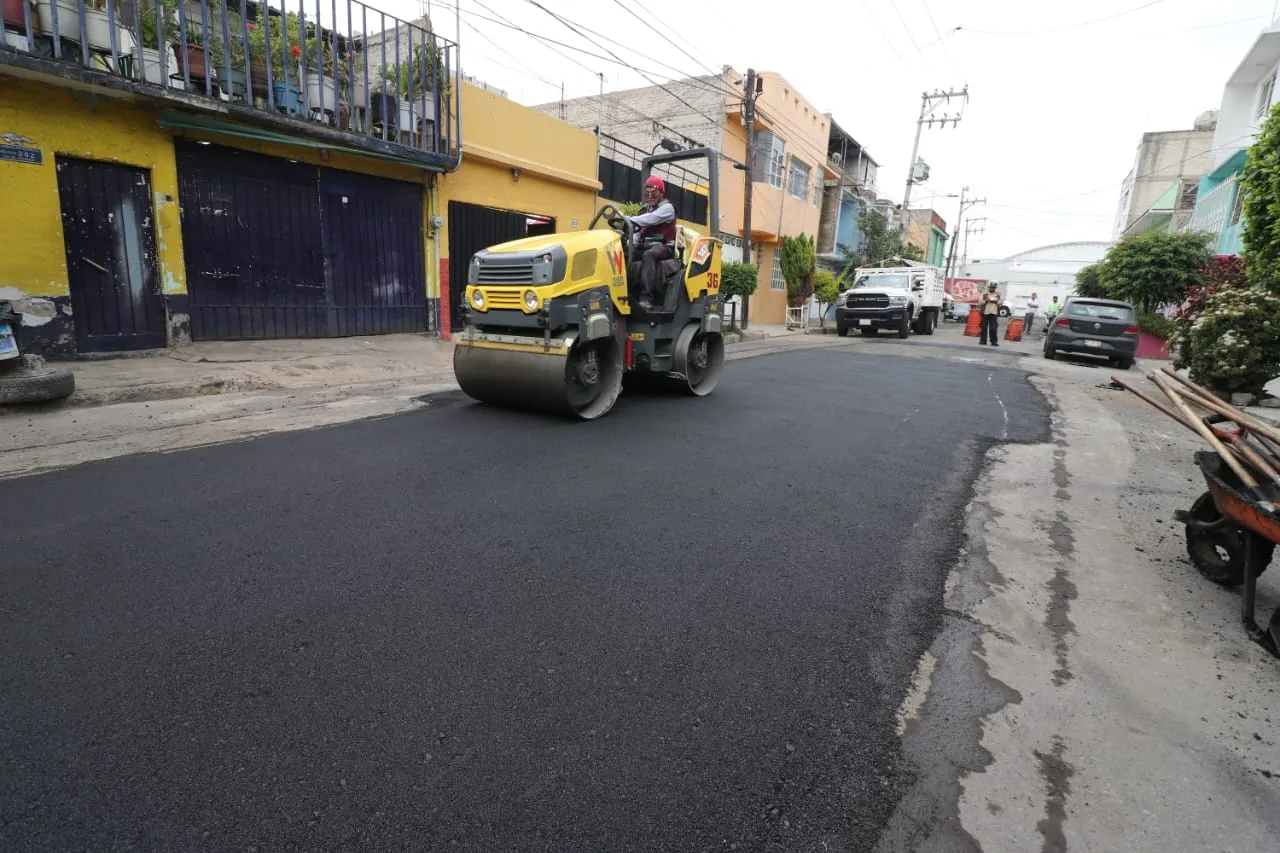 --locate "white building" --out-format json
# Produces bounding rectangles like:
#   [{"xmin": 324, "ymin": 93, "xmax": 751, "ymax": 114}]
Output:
[
  {"xmin": 1113, "ymin": 112, "xmax": 1217, "ymax": 238},
  {"xmin": 954, "ymin": 242, "xmax": 1113, "ymax": 311},
  {"xmin": 1186, "ymin": 15, "xmax": 1280, "ymax": 254}
]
